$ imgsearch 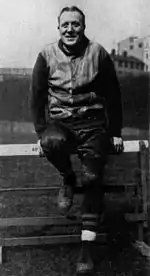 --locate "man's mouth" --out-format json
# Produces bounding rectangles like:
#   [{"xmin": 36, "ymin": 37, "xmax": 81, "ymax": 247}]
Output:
[{"xmin": 65, "ymin": 36, "xmax": 76, "ymax": 39}]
